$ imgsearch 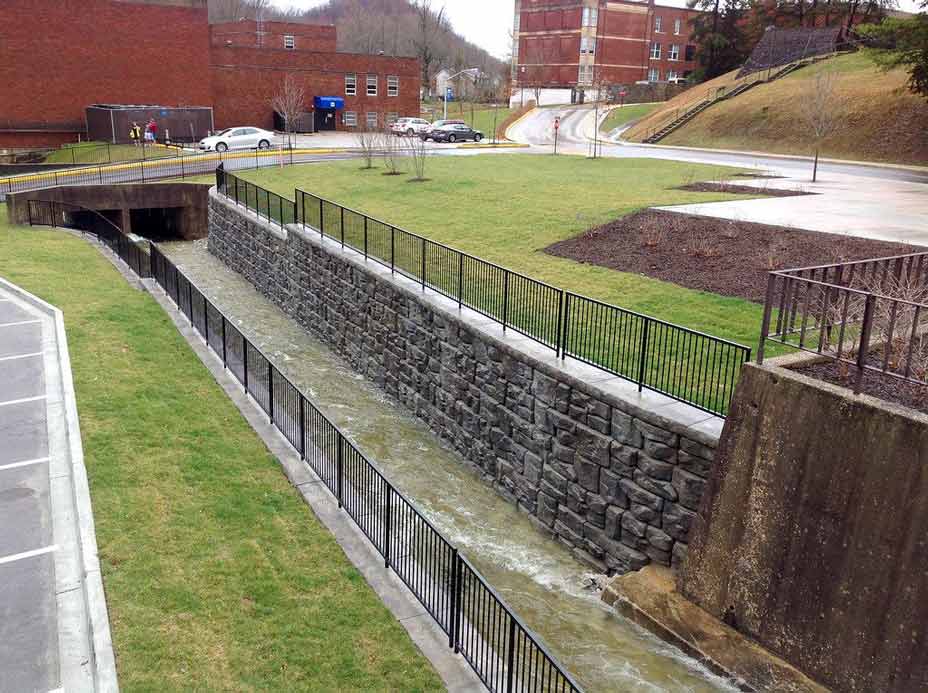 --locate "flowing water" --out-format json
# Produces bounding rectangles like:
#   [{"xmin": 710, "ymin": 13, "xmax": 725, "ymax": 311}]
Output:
[{"xmin": 161, "ymin": 240, "xmax": 736, "ymax": 693}]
